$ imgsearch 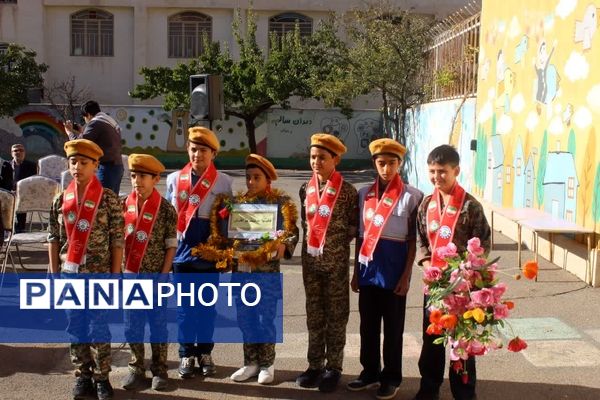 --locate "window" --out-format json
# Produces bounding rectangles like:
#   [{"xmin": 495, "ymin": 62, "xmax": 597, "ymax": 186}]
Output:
[
  {"xmin": 505, "ymin": 166, "xmax": 511, "ymax": 183},
  {"xmin": 496, "ymin": 171, "xmax": 502, "ymax": 188},
  {"xmin": 567, "ymin": 177, "xmax": 575, "ymax": 199},
  {"xmin": 0, "ymin": 43, "xmax": 9, "ymax": 73},
  {"xmin": 0, "ymin": 1, "xmax": 18, "ymax": 4},
  {"xmin": 515, "ymin": 157, "xmax": 522, "ymax": 176},
  {"xmin": 526, "ymin": 169, "xmax": 532, "ymax": 184},
  {"xmin": 566, "ymin": 210, "xmax": 573, "ymax": 222},
  {"xmin": 268, "ymin": 12, "xmax": 312, "ymax": 45},
  {"xmin": 168, "ymin": 12, "xmax": 212, "ymax": 58},
  {"xmin": 71, "ymin": 9, "xmax": 114, "ymax": 56}
]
